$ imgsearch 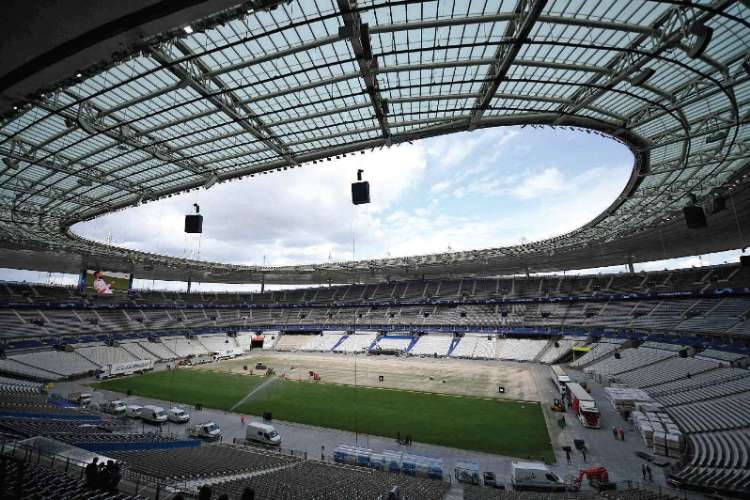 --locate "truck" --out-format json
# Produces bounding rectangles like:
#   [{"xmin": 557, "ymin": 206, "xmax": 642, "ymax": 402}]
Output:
[
  {"xmin": 168, "ymin": 407, "xmax": 190, "ymax": 423},
  {"xmin": 188, "ymin": 421, "xmax": 221, "ymax": 440},
  {"xmin": 245, "ymin": 422, "xmax": 281, "ymax": 446},
  {"xmin": 551, "ymin": 365, "xmax": 571, "ymax": 396},
  {"xmin": 567, "ymin": 382, "xmax": 601, "ymax": 428},
  {"xmin": 214, "ymin": 347, "xmax": 244, "ymax": 361},
  {"xmin": 140, "ymin": 405, "xmax": 168, "ymax": 424},
  {"xmin": 100, "ymin": 400, "xmax": 127, "ymax": 416},
  {"xmin": 510, "ymin": 461, "xmax": 565, "ymax": 491},
  {"xmin": 96, "ymin": 359, "xmax": 153, "ymax": 379}
]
